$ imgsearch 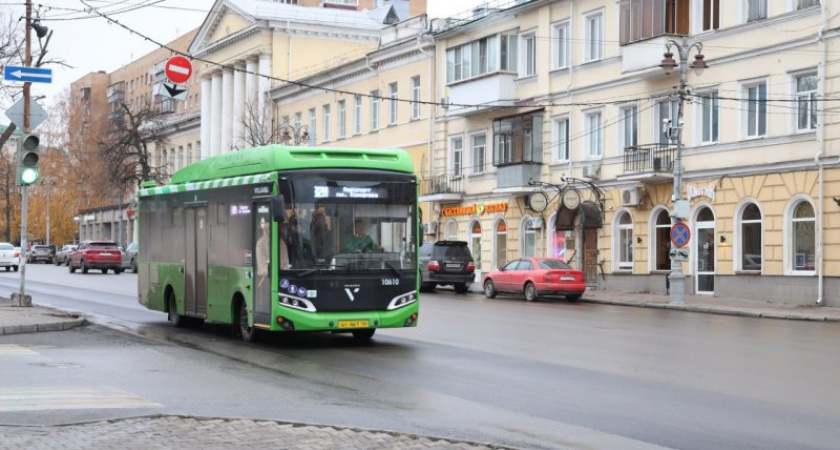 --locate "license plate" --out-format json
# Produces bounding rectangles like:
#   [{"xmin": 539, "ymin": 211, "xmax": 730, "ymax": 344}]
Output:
[
  {"xmin": 338, "ymin": 320, "xmax": 370, "ymax": 329},
  {"xmin": 101, "ymin": 252, "xmax": 112, "ymax": 256},
  {"xmin": 446, "ymin": 263, "xmax": 461, "ymax": 269},
  {"xmin": 561, "ymin": 276, "xmax": 576, "ymax": 281}
]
